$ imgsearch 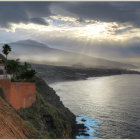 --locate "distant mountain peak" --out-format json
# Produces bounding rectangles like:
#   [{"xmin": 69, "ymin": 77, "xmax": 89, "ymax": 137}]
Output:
[{"xmin": 11, "ymin": 39, "xmax": 48, "ymax": 47}]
